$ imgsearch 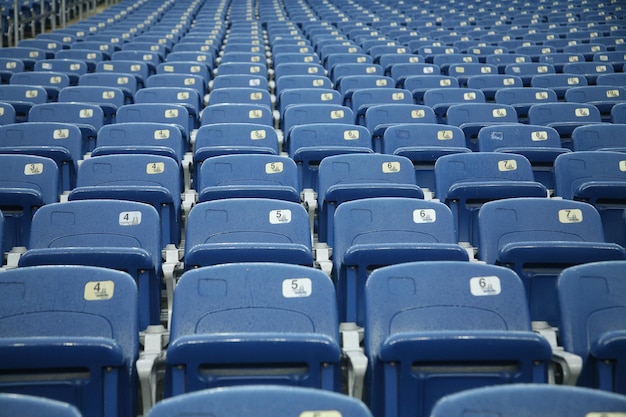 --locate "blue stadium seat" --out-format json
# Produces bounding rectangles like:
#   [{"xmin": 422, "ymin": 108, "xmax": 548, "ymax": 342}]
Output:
[
  {"xmin": 216, "ymin": 62, "xmax": 268, "ymax": 79},
  {"xmin": 93, "ymin": 122, "xmax": 185, "ymax": 166},
  {"xmin": 317, "ymin": 154, "xmax": 423, "ymax": 245},
  {"xmin": 612, "ymin": 102, "xmax": 626, "ymax": 124},
  {"xmin": 135, "ymin": 87, "xmax": 202, "ymax": 130},
  {"xmin": 352, "ymin": 88, "xmax": 414, "ymax": 124},
  {"xmin": 148, "ymin": 385, "xmax": 373, "ymax": 417},
  {"xmin": 184, "ymin": 199, "xmax": 313, "ymax": 269},
  {"xmin": 0, "ymin": 57, "xmax": 25, "ymax": 84},
  {"xmin": 18, "ymin": 200, "xmax": 162, "ymax": 329},
  {"xmin": 478, "ymin": 198, "xmax": 626, "ymax": 324},
  {"xmin": 288, "ymin": 123, "xmax": 373, "ymax": 191},
  {"xmin": 121, "ymin": 42, "xmax": 166, "ymax": 62},
  {"xmin": 494, "ymin": 87, "xmax": 558, "ymax": 123},
  {"xmin": 485, "ymin": 53, "xmax": 532, "ymax": 73},
  {"xmin": 447, "ymin": 63, "xmax": 498, "ymax": 87},
  {"xmin": 73, "ymin": 41, "xmax": 119, "ymax": 60},
  {"xmin": 539, "ymin": 52, "xmax": 585, "ymax": 72},
  {"xmin": 400, "ymin": 75, "xmax": 459, "ymax": 103},
  {"xmin": 78, "ymin": 72, "xmax": 138, "ymax": 103},
  {"xmin": 530, "ymin": 73, "xmax": 588, "ymax": 100},
  {"xmin": 335, "ymin": 75, "xmax": 394, "ymax": 107},
  {"xmin": 208, "ymin": 87, "xmax": 272, "ymax": 110},
  {"xmin": 165, "ymin": 51, "xmax": 214, "ymax": 70},
  {"xmin": 274, "ymin": 62, "xmax": 326, "ymax": 80},
  {"xmin": 431, "ymin": 53, "xmax": 477, "ymax": 76},
  {"xmin": 197, "ymin": 154, "xmax": 299, "ymax": 202},
  {"xmin": 193, "ymin": 122, "xmax": 279, "ymax": 177},
  {"xmin": 431, "ymin": 384, "xmax": 626, "ymax": 417},
  {"xmin": 382, "ymin": 123, "xmax": 470, "ymax": 193},
  {"xmin": 423, "ymin": 87, "xmax": 485, "ymax": 123},
  {"xmin": 28, "ymin": 102, "xmax": 104, "ymax": 154},
  {"xmin": 157, "ymin": 61, "xmax": 211, "ymax": 86},
  {"xmin": 0, "ymin": 154, "xmax": 59, "ymax": 250},
  {"xmin": 597, "ymin": 72, "xmax": 626, "ymax": 88},
  {"xmin": 504, "ymin": 62, "xmax": 556, "ymax": 86},
  {"xmin": 96, "ymin": 60, "xmax": 151, "ymax": 89},
  {"xmin": 564, "ymin": 85, "xmax": 626, "ymax": 122},
  {"xmin": 527, "ymin": 102, "xmax": 603, "ymax": 150},
  {"xmin": 478, "ymin": 124, "xmax": 569, "ymax": 190},
  {"xmin": 0, "ymin": 393, "xmax": 82, "ymax": 417},
  {"xmin": 0, "ymin": 84, "xmax": 48, "ymax": 122},
  {"xmin": 58, "ymin": 86, "xmax": 125, "ymax": 125},
  {"xmin": 111, "ymin": 51, "xmax": 160, "ymax": 74},
  {"xmin": 201, "ymin": 103, "xmax": 274, "ymax": 127},
  {"xmin": 446, "ymin": 103, "xmax": 519, "ymax": 151},
  {"xmin": 211, "ymin": 74, "xmax": 269, "ymax": 91},
  {"xmin": 364, "ymin": 261, "xmax": 552, "ymax": 417},
  {"xmin": 435, "ymin": 152, "xmax": 548, "ymax": 246},
  {"xmin": 364, "ymin": 104, "xmax": 437, "ymax": 152},
  {"xmin": 145, "ymin": 73, "xmax": 207, "ymax": 102},
  {"xmin": 165, "ymin": 263, "xmax": 341, "ymax": 396},
  {"xmin": 116, "ymin": 103, "xmax": 191, "ymax": 147},
  {"xmin": 282, "ymin": 103, "xmax": 354, "ymax": 136},
  {"xmin": 572, "ymin": 123, "xmax": 626, "ymax": 152},
  {"xmin": 0, "ymin": 121, "xmax": 81, "ymax": 192},
  {"xmin": 330, "ymin": 63, "xmax": 383, "ymax": 84},
  {"xmin": 465, "ymin": 74, "xmax": 524, "ymax": 102},
  {"xmin": 389, "ymin": 63, "xmax": 440, "ymax": 85},
  {"xmin": 564, "ymin": 43, "xmax": 607, "ymax": 61},
  {"xmin": 69, "ymin": 154, "xmax": 181, "ymax": 246},
  {"xmin": 275, "ymin": 75, "xmax": 332, "ymax": 96},
  {"xmin": 0, "ymin": 265, "xmax": 139, "ymax": 417},
  {"xmin": 554, "ymin": 151, "xmax": 626, "ymax": 247},
  {"xmin": 562, "ymin": 62, "xmax": 614, "ymax": 85},
  {"xmin": 334, "ymin": 199, "xmax": 468, "ymax": 324},
  {"xmin": 0, "ymin": 46, "xmax": 46, "ymax": 70},
  {"xmin": 558, "ymin": 260, "xmax": 626, "ymax": 395},
  {"xmin": 278, "ymin": 88, "xmax": 342, "ymax": 119},
  {"xmin": 594, "ymin": 51, "xmax": 626, "ymax": 72},
  {"xmin": 10, "ymin": 71, "xmax": 70, "ymax": 102},
  {"xmin": 514, "ymin": 45, "xmax": 557, "ymax": 62},
  {"xmin": 35, "ymin": 59, "xmax": 88, "ymax": 85}
]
